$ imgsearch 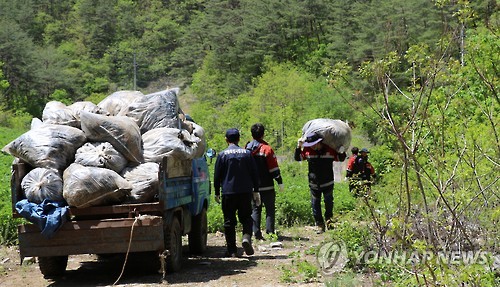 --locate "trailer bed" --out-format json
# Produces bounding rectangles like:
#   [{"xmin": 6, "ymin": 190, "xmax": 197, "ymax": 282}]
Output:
[{"xmin": 18, "ymin": 215, "xmax": 164, "ymax": 258}]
